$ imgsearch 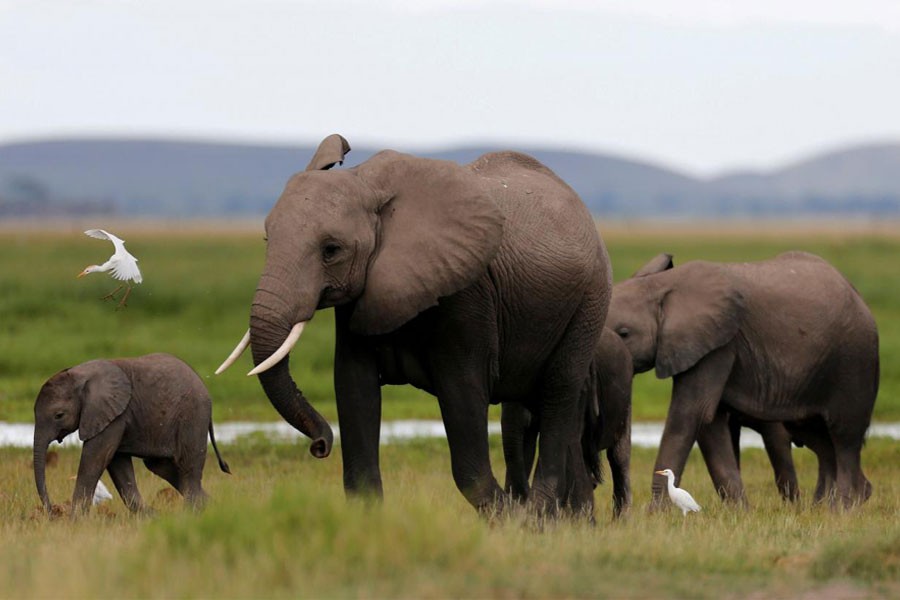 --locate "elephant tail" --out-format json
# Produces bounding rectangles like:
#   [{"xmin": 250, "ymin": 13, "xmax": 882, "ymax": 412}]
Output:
[{"xmin": 208, "ymin": 421, "xmax": 232, "ymax": 474}]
